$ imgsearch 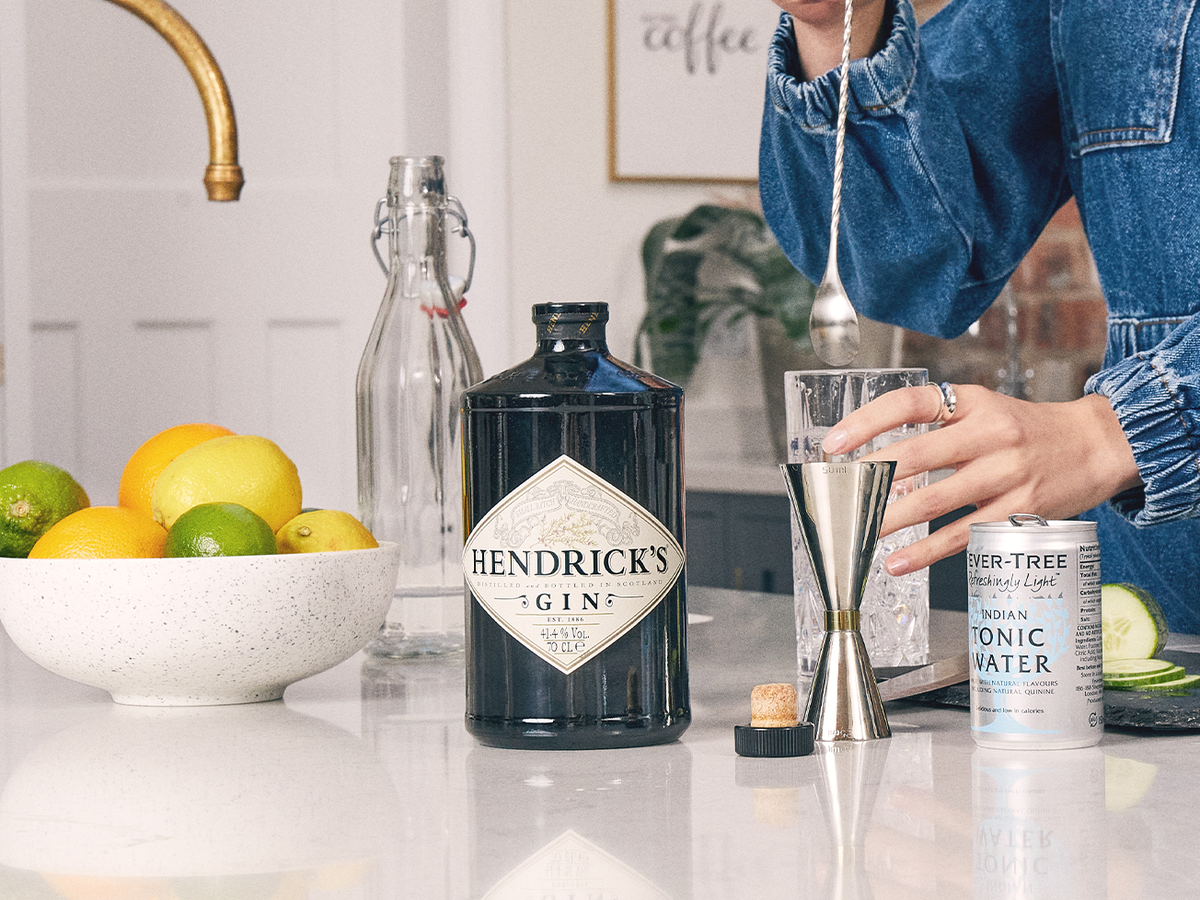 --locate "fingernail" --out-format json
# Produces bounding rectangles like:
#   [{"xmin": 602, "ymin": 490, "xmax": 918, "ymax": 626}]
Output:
[
  {"xmin": 885, "ymin": 556, "xmax": 910, "ymax": 576},
  {"xmin": 823, "ymin": 428, "xmax": 849, "ymax": 454}
]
